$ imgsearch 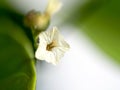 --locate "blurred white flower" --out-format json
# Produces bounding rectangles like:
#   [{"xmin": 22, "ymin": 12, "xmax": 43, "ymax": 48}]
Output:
[
  {"xmin": 45, "ymin": 0, "xmax": 62, "ymax": 16},
  {"xmin": 35, "ymin": 27, "xmax": 70, "ymax": 65}
]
